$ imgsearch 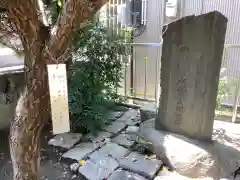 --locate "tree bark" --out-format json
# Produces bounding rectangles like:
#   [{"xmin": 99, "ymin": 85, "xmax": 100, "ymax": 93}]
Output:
[
  {"xmin": 5, "ymin": 1, "xmax": 107, "ymax": 179},
  {"xmin": 9, "ymin": 37, "xmax": 51, "ymax": 180}
]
